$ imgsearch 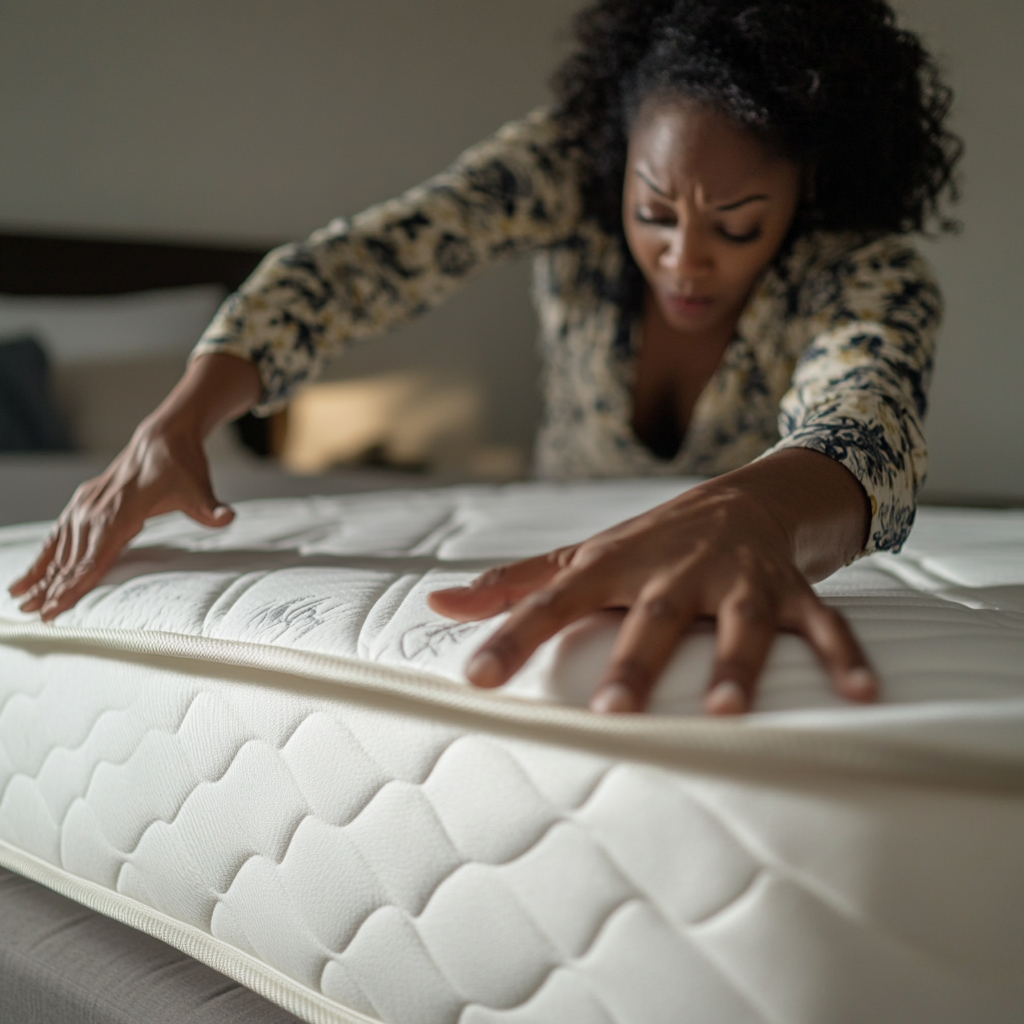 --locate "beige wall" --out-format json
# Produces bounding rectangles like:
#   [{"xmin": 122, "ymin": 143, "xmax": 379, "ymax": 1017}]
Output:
[
  {"xmin": 1, "ymin": 1, "xmax": 1021, "ymax": 498},
  {"xmin": 0, "ymin": 0, "xmax": 581, "ymax": 449},
  {"xmin": 890, "ymin": 0, "xmax": 1024, "ymax": 503}
]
